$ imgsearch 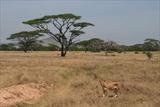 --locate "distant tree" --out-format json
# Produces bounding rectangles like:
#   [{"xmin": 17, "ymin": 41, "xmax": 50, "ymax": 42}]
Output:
[
  {"xmin": 7, "ymin": 30, "xmax": 44, "ymax": 53},
  {"xmin": 76, "ymin": 40, "xmax": 91, "ymax": 52},
  {"xmin": 88, "ymin": 38, "xmax": 104, "ymax": 52},
  {"xmin": 103, "ymin": 41, "xmax": 120, "ymax": 52},
  {"xmin": 47, "ymin": 44, "xmax": 60, "ymax": 51},
  {"xmin": 0, "ymin": 43, "xmax": 16, "ymax": 51},
  {"xmin": 120, "ymin": 45, "xmax": 128, "ymax": 51},
  {"xmin": 127, "ymin": 44, "xmax": 144, "ymax": 51},
  {"xmin": 23, "ymin": 13, "xmax": 94, "ymax": 56},
  {"xmin": 143, "ymin": 38, "xmax": 160, "ymax": 51},
  {"xmin": 76, "ymin": 38, "xmax": 104, "ymax": 52}
]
